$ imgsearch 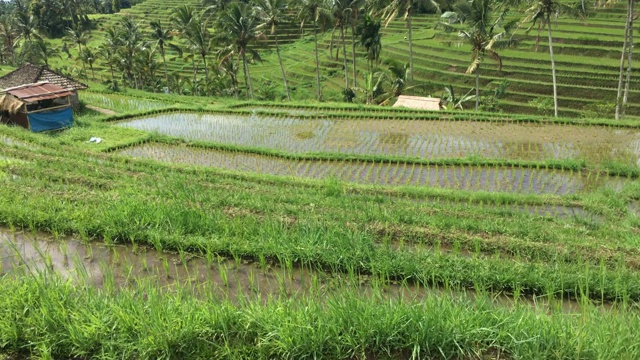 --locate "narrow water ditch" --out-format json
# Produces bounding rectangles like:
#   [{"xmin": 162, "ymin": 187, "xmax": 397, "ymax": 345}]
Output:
[{"xmin": 0, "ymin": 228, "xmax": 611, "ymax": 313}]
